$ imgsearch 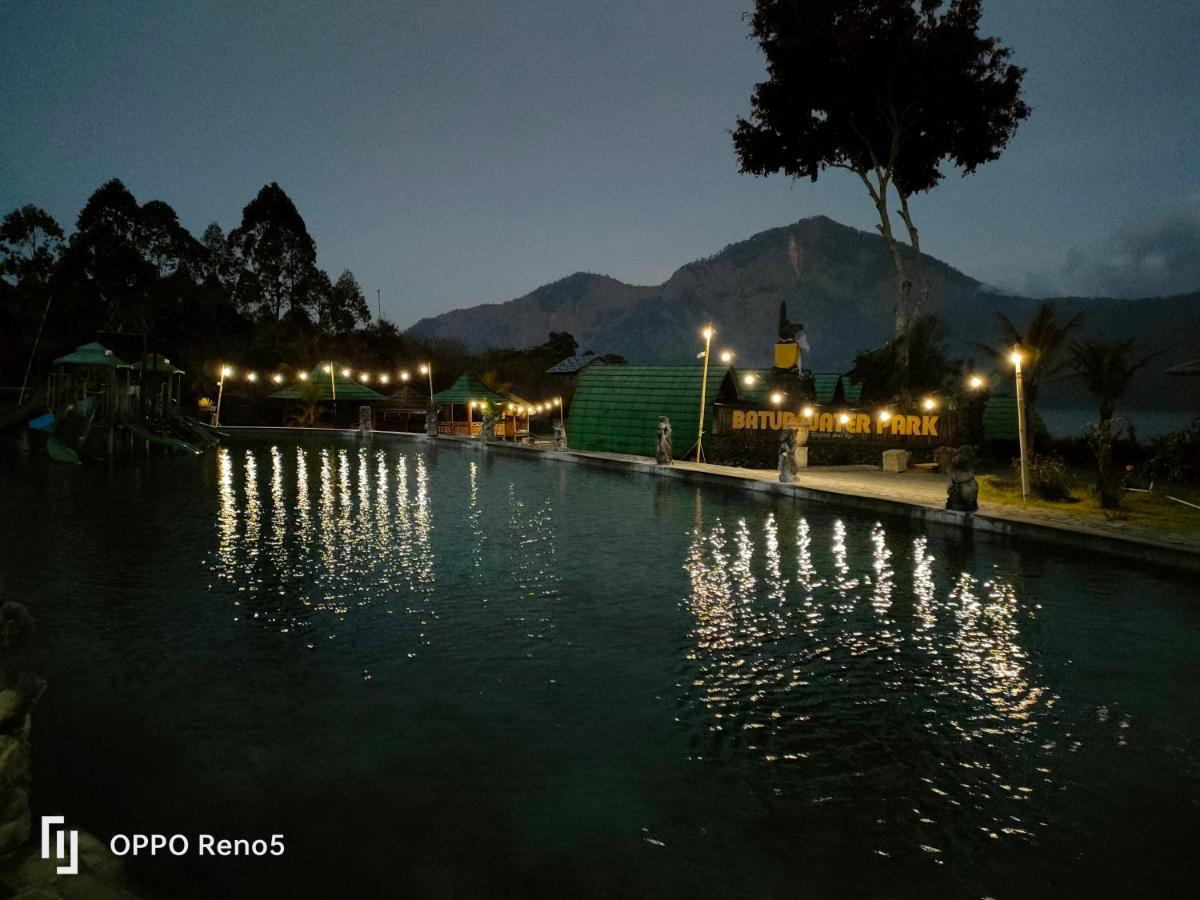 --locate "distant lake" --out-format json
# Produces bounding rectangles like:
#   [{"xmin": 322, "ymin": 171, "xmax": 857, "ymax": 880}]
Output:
[{"xmin": 1040, "ymin": 407, "xmax": 1195, "ymax": 439}]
